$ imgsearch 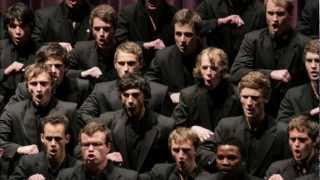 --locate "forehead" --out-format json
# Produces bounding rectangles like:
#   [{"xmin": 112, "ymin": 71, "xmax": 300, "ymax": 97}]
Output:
[
  {"xmin": 171, "ymin": 139, "xmax": 194, "ymax": 147},
  {"xmin": 81, "ymin": 131, "xmax": 106, "ymax": 142},
  {"xmin": 116, "ymin": 51, "xmax": 139, "ymax": 62},
  {"xmin": 43, "ymin": 123, "xmax": 66, "ymax": 135},
  {"xmin": 240, "ymin": 87, "xmax": 262, "ymax": 97},
  {"xmin": 305, "ymin": 52, "xmax": 320, "ymax": 60},
  {"xmin": 28, "ymin": 72, "xmax": 51, "ymax": 82},
  {"xmin": 122, "ymin": 88, "xmax": 142, "ymax": 95},
  {"xmin": 174, "ymin": 23, "xmax": 194, "ymax": 32},
  {"xmin": 266, "ymin": 0, "xmax": 288, "ymax": 12},
  {"xmin": 92, "ymin": 17, "xmax": 112, "ymax": 27},
  {"xmin": 45, "ymin": 57, "xmax": 64, "ymax": 65},
  {"xmin": 289, "ymin": 129, "xmax": 310, "ymax": 138},
  {"xmin": 217, "ymin": 145, "xmax": 240, "ymax": 154}
]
